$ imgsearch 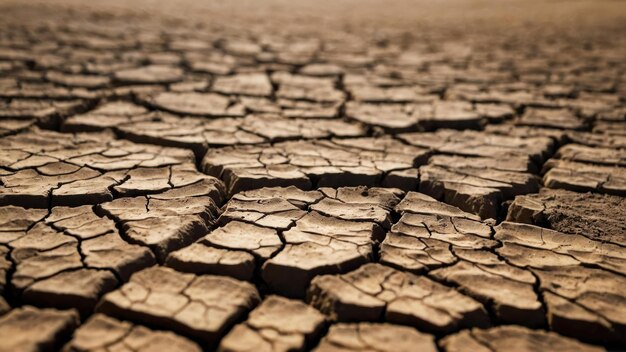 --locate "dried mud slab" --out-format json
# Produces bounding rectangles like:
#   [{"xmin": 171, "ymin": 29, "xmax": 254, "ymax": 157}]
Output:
[
  {"xmin": 430, "ymin": 249, "xmax": 545, "ymax": 327},
  {"xmin": 165, "ymin": 186, "xmax": 401, "ymax": 297},
  {"xmin": 0, "ymin": 306, "xmax": 79, "ymax": 352},
  {"xmin": 98, "ymin": 181, "xmax": 223, "ymax": 261},
  {"xmin": 554, "ymin": 144, "xmax": 626, "ymax": 167},
  {"xmin": 262, "ymin": 190, "xmax": 399, "ymax": 297},
  {"xmin": 543, "ymin": 159, "xmax": 626, "ymax": 196},
  {"xmin": 0, "ymin": 119, "xmax": 36, "ymax": 137},
  {"xmin": 440, "ymin": 325, "xmax": 603, "ymax": 352},
  {"xmin": 345, "ymin": 103, "xmax": 421, "ymax": 133},
  {"xmin": 507, "ymin": 188, "xmax": 626, "ymax": 246},
  {"xmin": 3, "ymin": 205, "xmax": 155, "ymax": 315},
  {"xmin": 0, "ymin": 127, "xmax": 192, "ymax": 171},
  {"xmin": 278, "ymin": 99, "xmax": 342, "ymax": 119},
  {"xmin": 344, "ymin": 80, "xmax": 436, "ymax": 104},
  {"xmin": 565, "ymin": 131, "xmax": 626, "ymax": 149},
  {"xmin": 0, "ymin": 82, "xmax": 98, "ymax": 100},
  {"xmin": 219, "ymin": 295, "xmax": 326, "ymax": 352},
  {"xmin": 97, "ymin": 266, "xmax": 261, "ymax": 345},
  {"xmin": 398, "ymin": 129, "xmax": 554, "ymax": 218},
  {"xmin": 165, "ymin": 243, "xmax": 256, "ymax": 281},
  {"xmin": 380, "ymin": 192, "xmax": 496, "ymax": 273},
  {"xmin": 516, "ymin": 107, "xmax": 587, "ymax": 130},
  {"xmin": 45, "ymin": 71, "xmax": 111, "ymax": 89},
  {"xmin": 484, "ymin": 124, "xmax": 568, "ymax": 144},
  {"xmin": 62, "ymin": 101, "xmax": 152, "ymax": 132},
  {"xmin": 114, "ymin": 65, "xmax": 184, "ymax": 84},
  {"xmin": 533, "ymin": 266, "xmax": 626, "ymax": 346},
  {"xmin": 203, "ymin": 137, "xmax": 429, "ymax": 196},
  {"xmin": 398, "ymin": 129, "xmax": 554, "ymax": 165},
  {"xmin": 419, "ymin": 163, "xmax": 541, "ymax": 219},
  {"xmin": 541, "ymin": 143, "xmax": 626, "ymax": 195},
  {"xmin": 494, "ymin": 221, "xmax": 626, "ymax": 276},
  {"xmin": 314, "ymin": 323, "xmax": 437, "ymax": 352},
  {"xmin": 0, "ymin": 2, "xmax": 625, "ymax": 350},
  {"xmin": 493, "ymin": 222, "xmax": 626, "ymax": 345},
  {"xmin": 64, "ymin": 314, "xmax": 202, "ymax": 352},
  {"xmin": 213, "ymin": 73, "xmax": 273, "ymax": 97},
  {"xmin": 308, "ymin": 263, "xmax": 489, "ymax": 333},
  {"xmin": 139, "ymin": 91, "xmax": 245, "ymax": 117},
  {"xmin": 1, "ymin": 162, "xmax": 216, "ymax": 208},
  {"xmin": 0, "ymin": 98, "xmax": 91, "ymax": 128},
  {"xmin": 272, "ymin": 72, "xmax": 345, "ymax": 104},
  {"xmin": 67, "ymin": 107, "xmax": 366, "ymax": 156},
  {"xmin": 345, "ymin": 101, "xmax": 488, "ymax": 133},
  {"xmin": 0, "ymin": 128, "xmax": 199, "ymax": 207}
]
